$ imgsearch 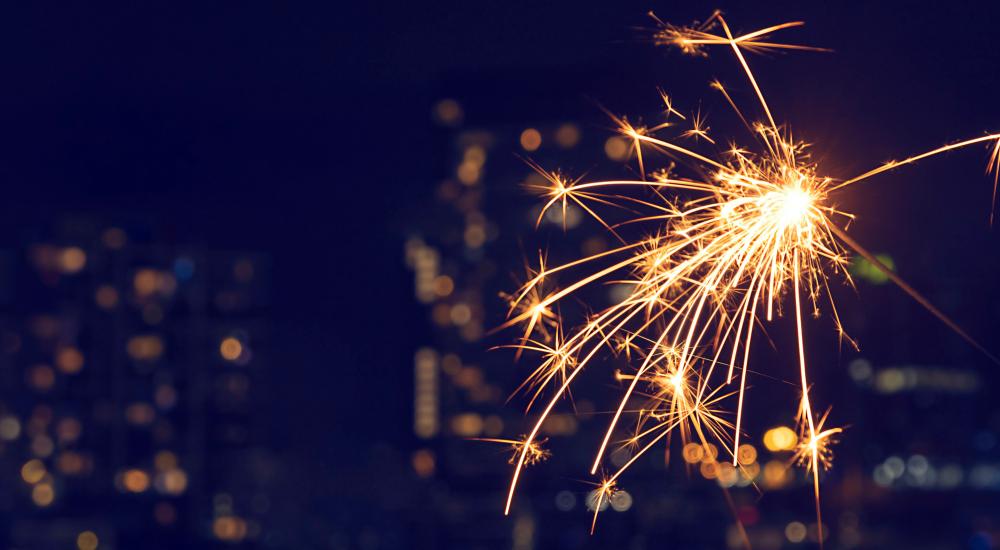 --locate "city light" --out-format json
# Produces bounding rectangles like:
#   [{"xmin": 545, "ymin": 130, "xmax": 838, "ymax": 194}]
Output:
[{"xmin": 0, "ymin": 224, "xmax": 270, "ymax": 544}]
